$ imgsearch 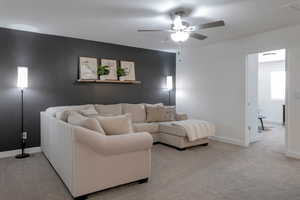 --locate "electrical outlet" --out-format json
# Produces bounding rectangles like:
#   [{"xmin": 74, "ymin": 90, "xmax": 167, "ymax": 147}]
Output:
[{"xmin": 22, "ymin": 132, "xmax": 27, "ymax": 140}]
